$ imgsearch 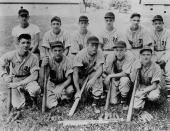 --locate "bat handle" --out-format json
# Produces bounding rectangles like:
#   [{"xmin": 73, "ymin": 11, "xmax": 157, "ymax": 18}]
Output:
[{"xmin": 8, "ymin": 87, "xmax": 12, "ymax": 114}]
